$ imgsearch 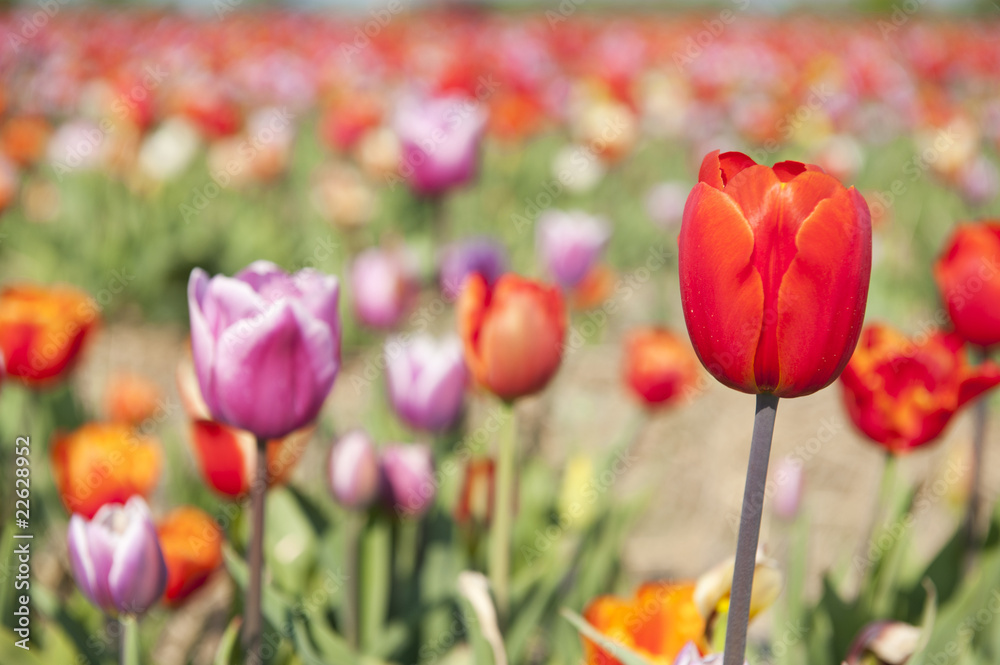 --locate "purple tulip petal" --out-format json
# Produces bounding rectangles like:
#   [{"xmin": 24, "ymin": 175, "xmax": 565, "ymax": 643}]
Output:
[
  {"xmin": 68, "ymin": 514, "xmax": 113, "ymax": 611},
  {"xmin": 213, "ymin": 300, "xmax": 338, "ymax": 439},
  {"xmin": 108, "ymin": 499, "xmax": 166, "ymax": 615},
  {"xmin": 202, "ymin": 276, "xmax": 266, "ymax": 336},
  {"xmin": 233, "ymin": 260, "xmax": 290, "ymax": 291},
  {"xmin": 188, "ymin": 269, "xmax": 217, "ymax": 408},
  {"xmin": 292, "ymin": 270, "xmax": 341, "ymax": 342}
]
